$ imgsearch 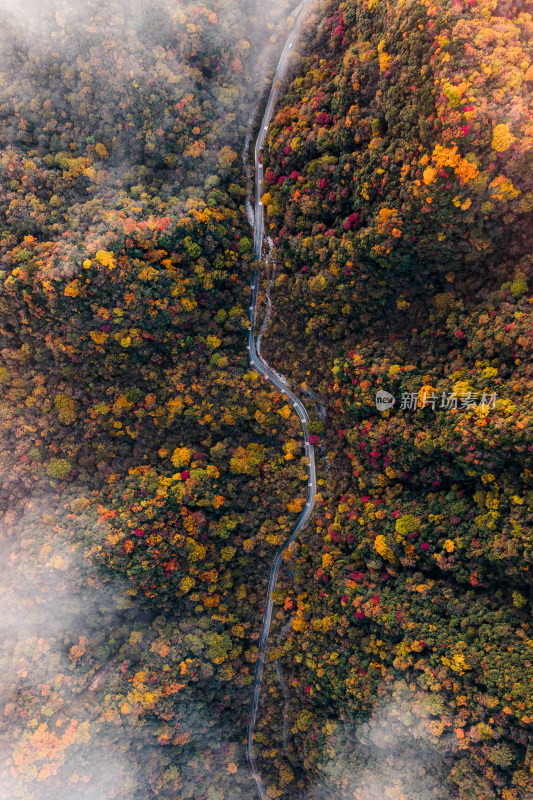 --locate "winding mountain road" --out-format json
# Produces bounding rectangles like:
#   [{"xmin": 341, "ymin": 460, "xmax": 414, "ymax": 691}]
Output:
[{"xmin": 245, "ymin": 3, "xmax": 316, "ymax": 797}]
